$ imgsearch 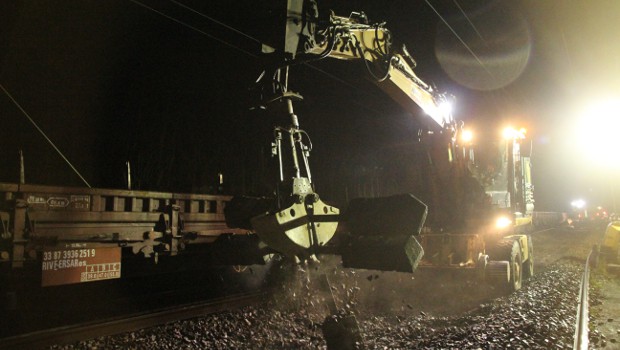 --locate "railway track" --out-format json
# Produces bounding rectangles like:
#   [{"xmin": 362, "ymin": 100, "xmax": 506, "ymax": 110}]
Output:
[
  {"xmin": 0, "ymin": 291, "xmax": 265, "ymax": 350},
  {"xmin": 573, "ymin": 248, "xmax": 593, "ymax": 350},
  {"xmin": 533, "ymin": 226, "xmax": 595, "ymax": 350}
]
